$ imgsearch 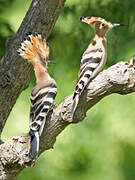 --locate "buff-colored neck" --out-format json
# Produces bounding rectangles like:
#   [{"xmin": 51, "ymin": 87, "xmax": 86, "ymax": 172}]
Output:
[
  {"xmin": 93, "ymin": 33, "xmax": 107, "ymax": 49},
  {"xmin": 33, "ymin": 62, "xmax": 51, "ymax": 84}
]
